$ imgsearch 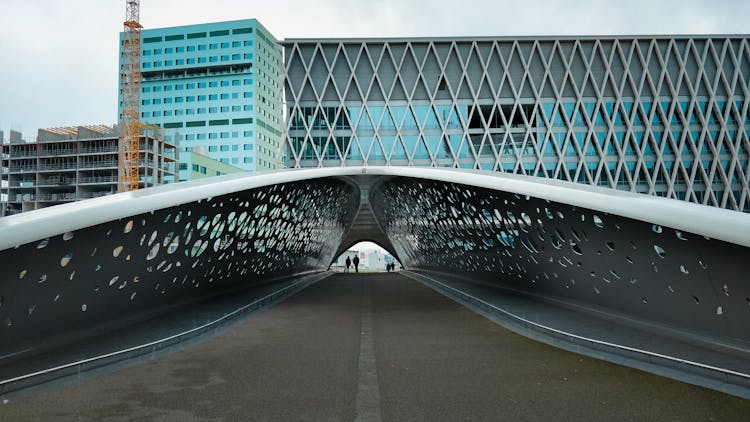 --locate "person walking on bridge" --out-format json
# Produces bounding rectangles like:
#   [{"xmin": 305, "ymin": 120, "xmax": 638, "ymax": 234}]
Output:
[
  {"xmin": 353, "ymin": 255, "xmax": 360, "ymax": 273},
  {"xmin": 345, "ymin": 256, "xmax": 351, "ymax": 273}
]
